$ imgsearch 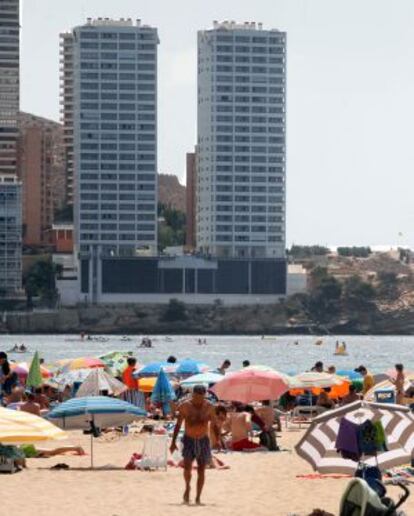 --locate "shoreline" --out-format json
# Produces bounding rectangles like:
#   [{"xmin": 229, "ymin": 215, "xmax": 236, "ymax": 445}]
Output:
[{"xmin": 1, "ymin": 303, "xmax": 414, "ymax": 336}]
